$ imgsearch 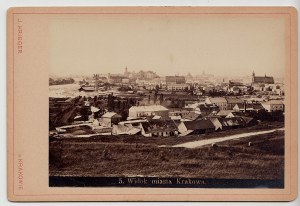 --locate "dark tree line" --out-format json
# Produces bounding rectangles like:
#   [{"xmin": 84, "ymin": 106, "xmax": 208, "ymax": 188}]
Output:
[{"xmin": 49, "ymin": 78, "xmax": 75, "ymax": 85}]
